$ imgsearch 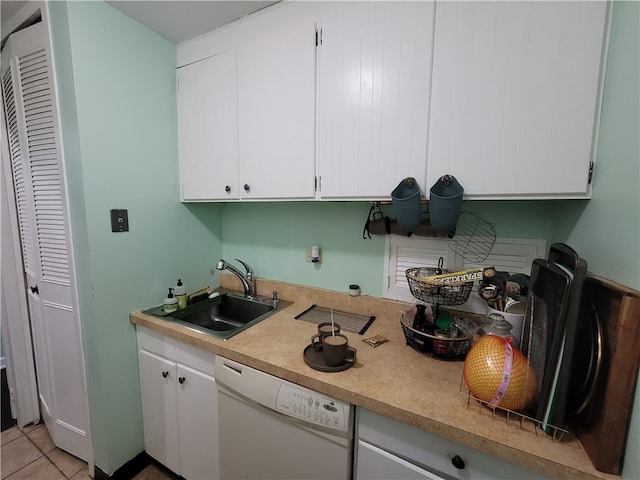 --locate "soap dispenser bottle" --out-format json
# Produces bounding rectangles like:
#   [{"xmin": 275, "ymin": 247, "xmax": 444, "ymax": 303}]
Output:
[
  {"xmin": 174, "ymin": 279, "xmax": 187, "ymax": 310},
  {"xmin": 163, "ymin": 288, "xmax": 178, "ymax": 313}
]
